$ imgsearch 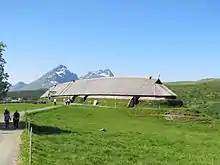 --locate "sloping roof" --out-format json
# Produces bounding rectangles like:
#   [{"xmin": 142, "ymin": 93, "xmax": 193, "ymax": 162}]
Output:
[
  {"xmin": 41, "ymin": 77, "xmax": 177, "ymax": 98},
  {"xmin": 40, "ymin": 82, "xmax": 71, "ymax": 98}
]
